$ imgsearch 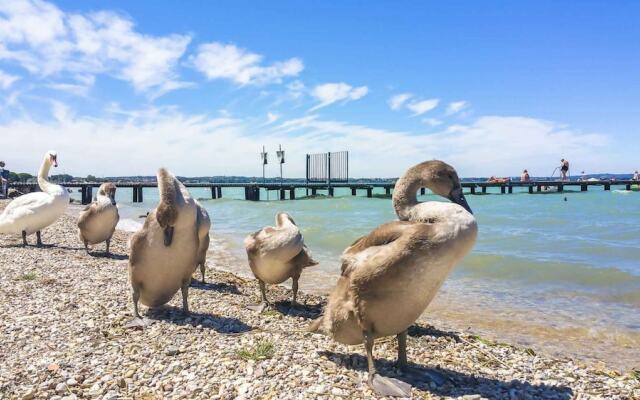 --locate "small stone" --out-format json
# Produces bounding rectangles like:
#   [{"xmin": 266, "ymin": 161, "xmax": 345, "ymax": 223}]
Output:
[
  {"xmin": 55, "ymin": 383, "xmax": 66, "ymax": 393},
  {"xmin": 66, "ymin": 379, "xmax": 77, "ymax": 387},
  {"xmin": 166, "ymin": 346, "xmax": 180, "ymax": 356},
  {"xmin": 47, "ymin": 364, "xmax": 60, "ymax": 373},
  {"xmin": 22, "ymin": 390, "xmax": 36, "ymax": 400}
]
